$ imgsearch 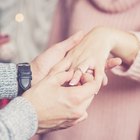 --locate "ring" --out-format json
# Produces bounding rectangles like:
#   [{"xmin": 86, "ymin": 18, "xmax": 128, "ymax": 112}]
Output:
[{"xmin": 76, "ymin": 67, "xmax": 84, "ymax": 73}]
